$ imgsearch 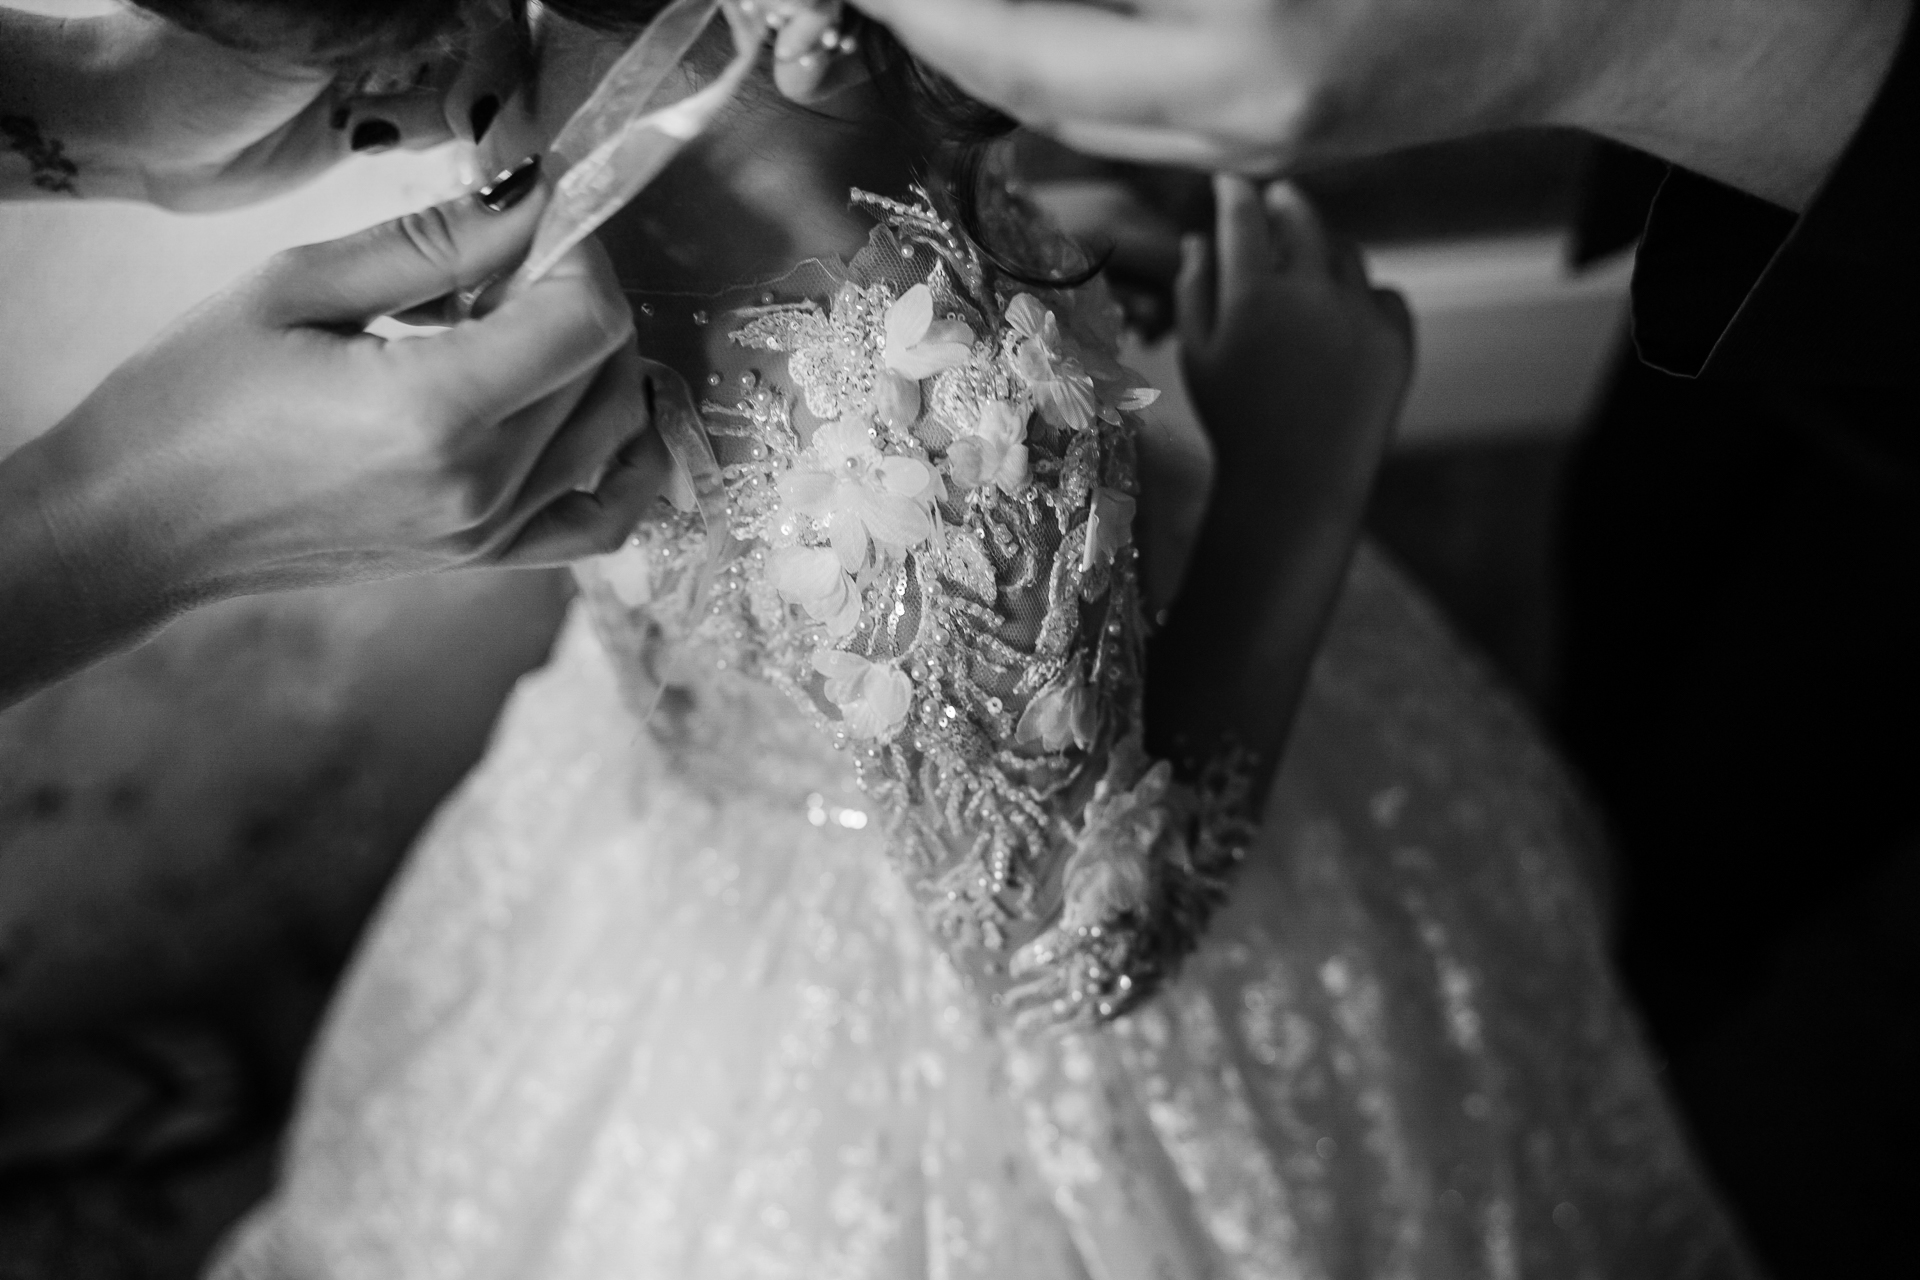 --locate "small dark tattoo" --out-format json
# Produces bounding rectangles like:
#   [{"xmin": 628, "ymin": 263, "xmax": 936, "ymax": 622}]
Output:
[{"xmin": 2, "ymin": 115, "xmax": 80, "ymax": 195}]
